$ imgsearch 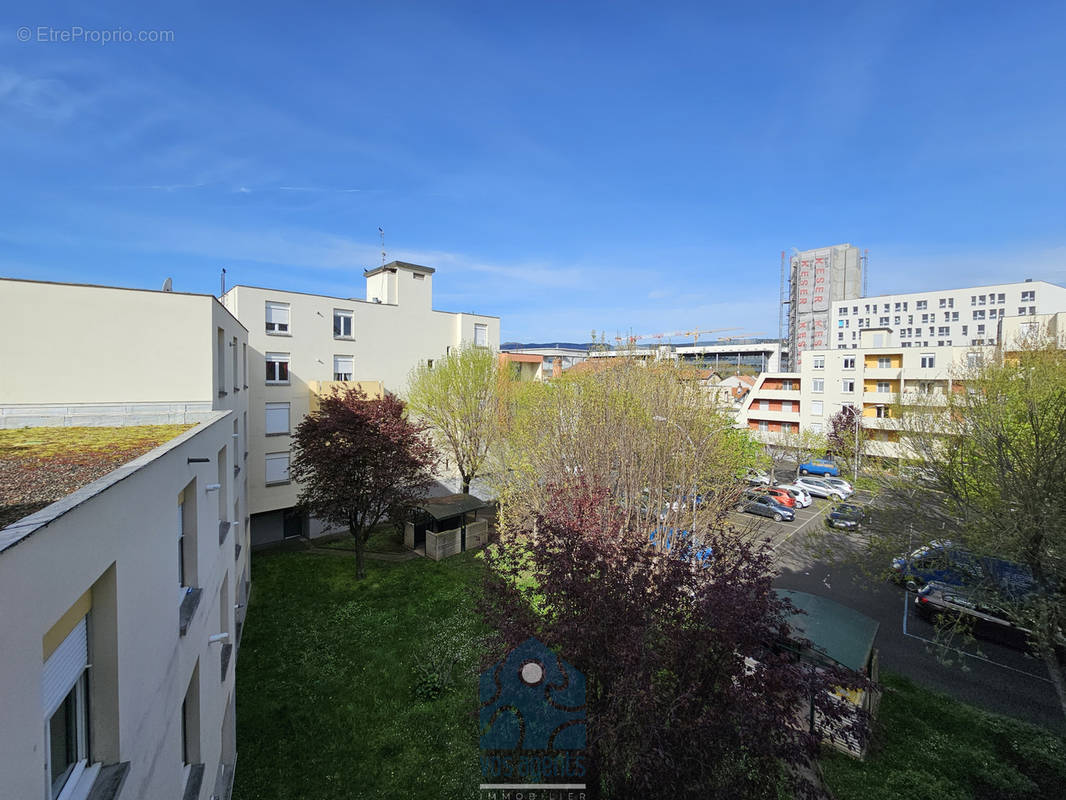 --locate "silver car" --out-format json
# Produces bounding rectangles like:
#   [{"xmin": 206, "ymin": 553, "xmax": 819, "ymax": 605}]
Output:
[
  {"xmin": 795, "ymin": 476, "xmax": 847, "ymax": 501},
  {"xmin": 776, "ymin": 483, "xmax": 813, "ymax": 508}
]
